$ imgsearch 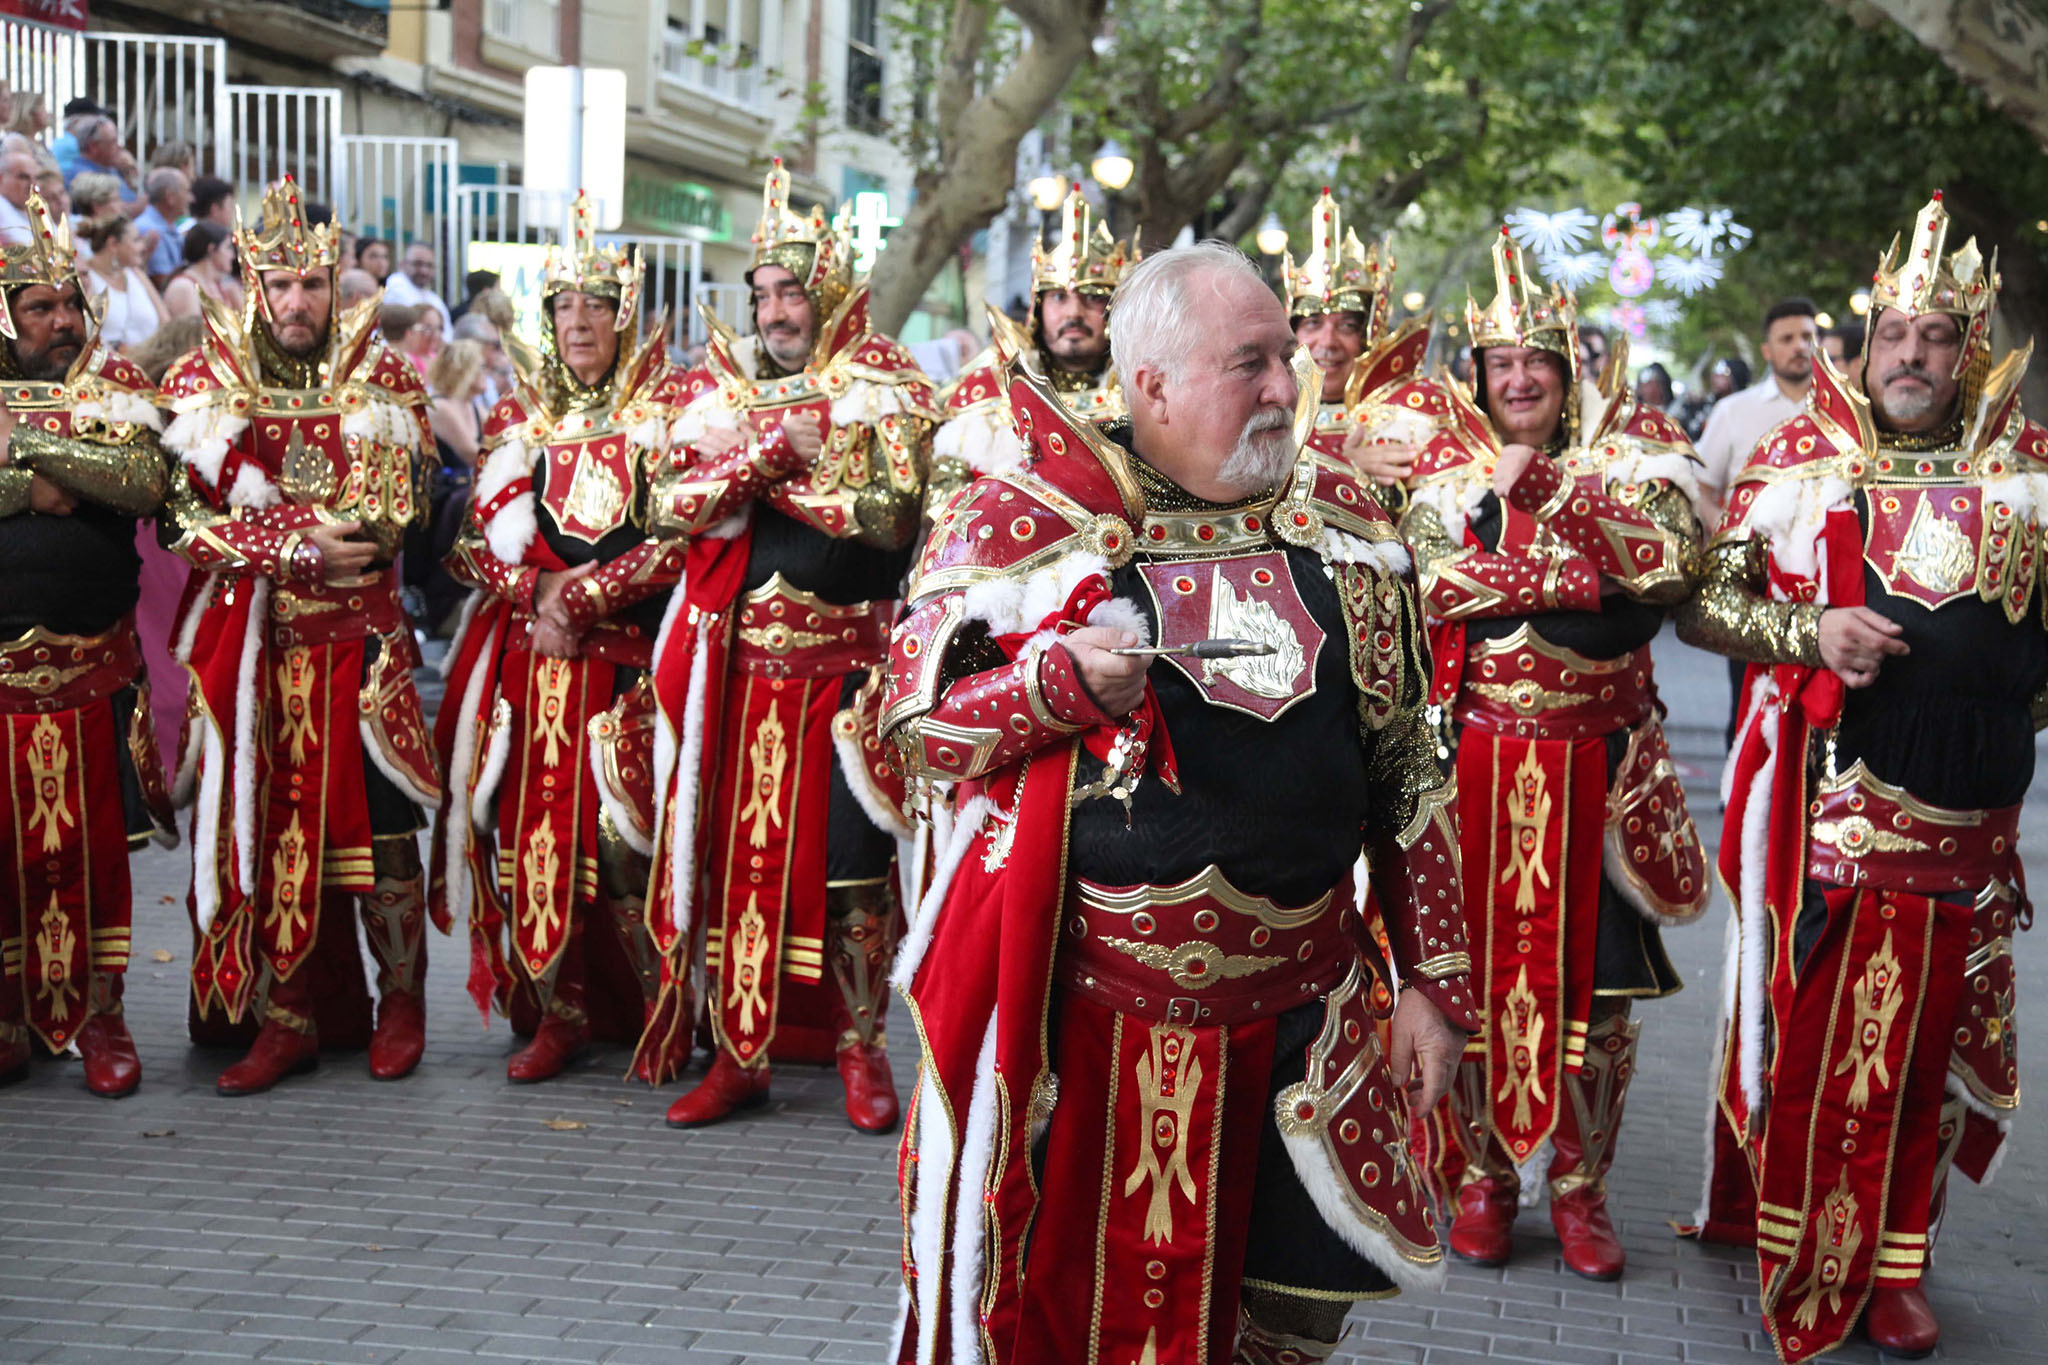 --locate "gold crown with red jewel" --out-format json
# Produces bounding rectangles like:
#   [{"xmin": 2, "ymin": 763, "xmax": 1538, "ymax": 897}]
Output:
[
  {"xmin": 749, "ymin": 156, "xmax": 853, "ymax": 319},
  {"xmin": 1283, "ymin": 189, "xmax": 1391, "ymax": 334},
  {"xmin": 0, "ymin": 189, "xmax": 74, "ymax": 291},
  {"xmin": 234, "ymin": 176, "xmax": 341, "ymax": 281},
  {"xmin": 1869, "ymin": 190, "xmax": 1999, "ymax": 377},
  {"xmin": 1031, "ymin": 189, "xmax": 1138, "ymax": 297},
  {"xmin": 1465, "ymin": 225, "xmax": 1577, "ymax": 363},
  {"xmin": 543, "ymin": 190, "xmax": 642, "ymax": 331}
]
